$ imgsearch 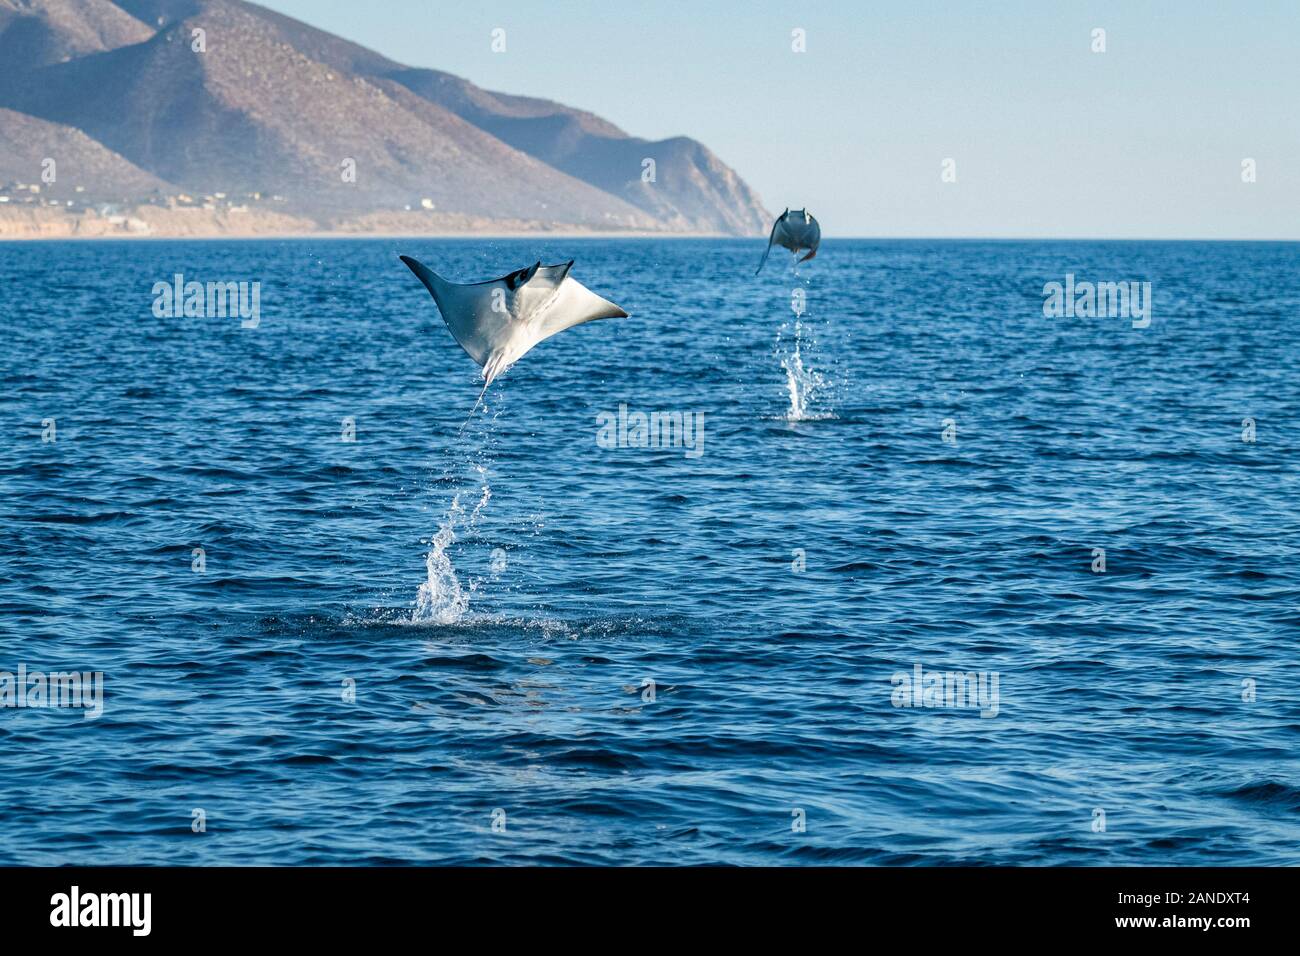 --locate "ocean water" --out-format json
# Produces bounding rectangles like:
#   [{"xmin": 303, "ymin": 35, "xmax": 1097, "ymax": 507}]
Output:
[{"xmin": 1, "ymin": 237, "xmax": 1297, "ymax": 866}]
